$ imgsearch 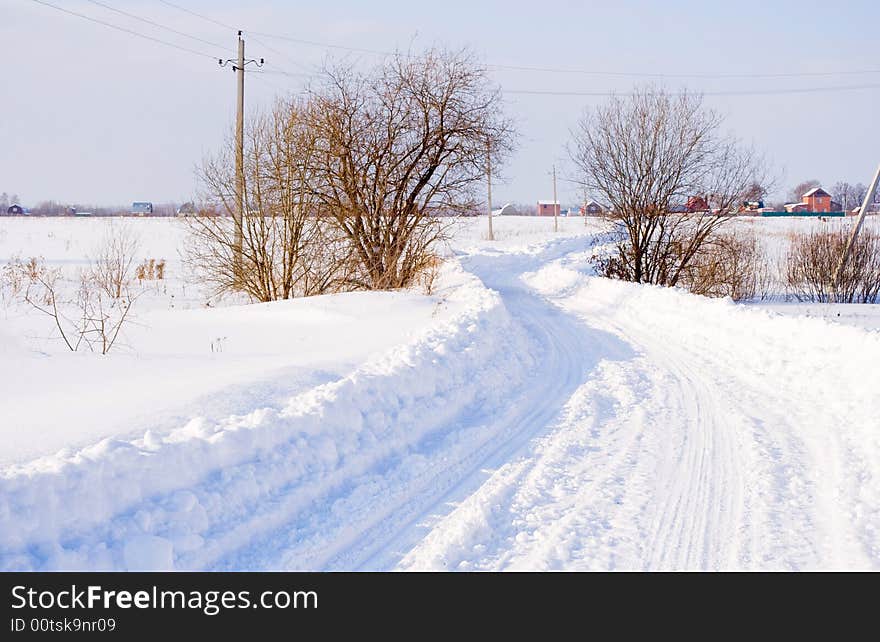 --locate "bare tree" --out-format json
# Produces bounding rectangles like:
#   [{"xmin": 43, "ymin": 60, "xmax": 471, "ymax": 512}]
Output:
[
  {"xmin": 18, "ymin": 259, "xmax": 138, "ymax": 354},
  {"xmin": 742, "ymin": 182, "xmax": 768, "ymax": 203},
  {"xmin": 305, "ymin": 48, "xmax": 515, "ymax": 290},
  {"xmin": 1, "ymin": 256, "xmax": 43, "ymax": 304},
  {"xmin": 91, "ymin": 221, "xmax": 140, "ymax": 299},
  {"xmin": 788, "ymin": 179, "xmax": 821, "ymax": 205},
  {"xmin": 188, "ymin": 97, "xmax": 351, "ymax": 302},
  {"xmin": 569, "ymin": 87, "xmax": 767, "ymax": 287},
  {"xmin": 830, "ymin": 181, "xmax": 869, "ymax": 211}
]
